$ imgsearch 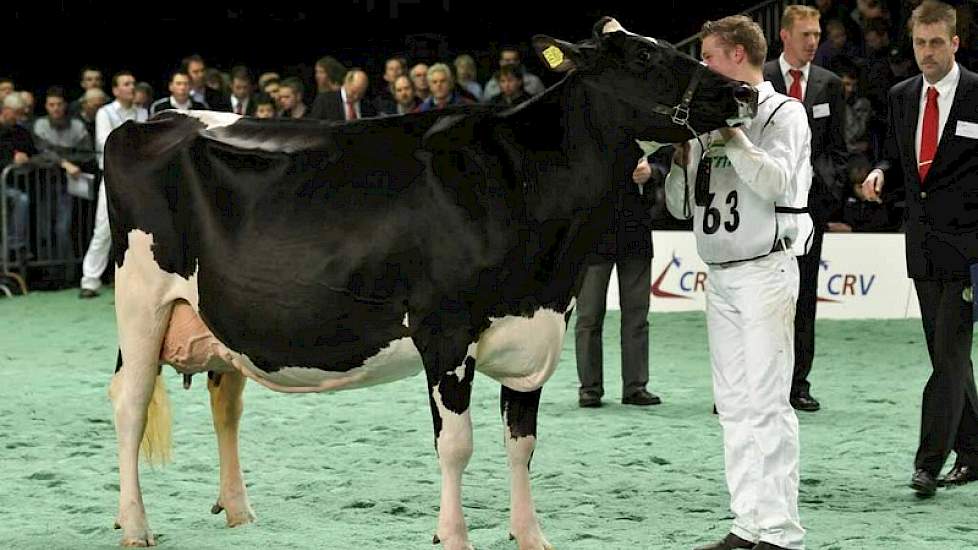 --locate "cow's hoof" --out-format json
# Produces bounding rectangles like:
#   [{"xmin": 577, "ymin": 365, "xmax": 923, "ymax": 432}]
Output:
[
  {"xmin": 432, "ymin": 533, "xmax": 474, "ymax": 550},
  {"xmin": 511, "ymin": 531, "xmax": 554, "ymax": 550},
  {"xmin": 226, "ymin": 508, "xmax": 257, "ymax": 528},
  {"xmin": 120, "ymin": 534, "xmax": 156, "ymax": 547}
]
